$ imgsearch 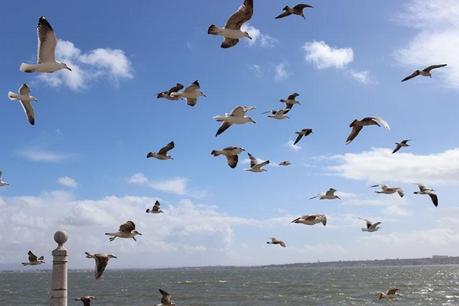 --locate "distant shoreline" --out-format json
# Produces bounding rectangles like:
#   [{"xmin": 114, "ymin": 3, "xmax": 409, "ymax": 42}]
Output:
[{"xmin": 2, "ymin": 255, "xmax": 459, "ymax": 273}]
